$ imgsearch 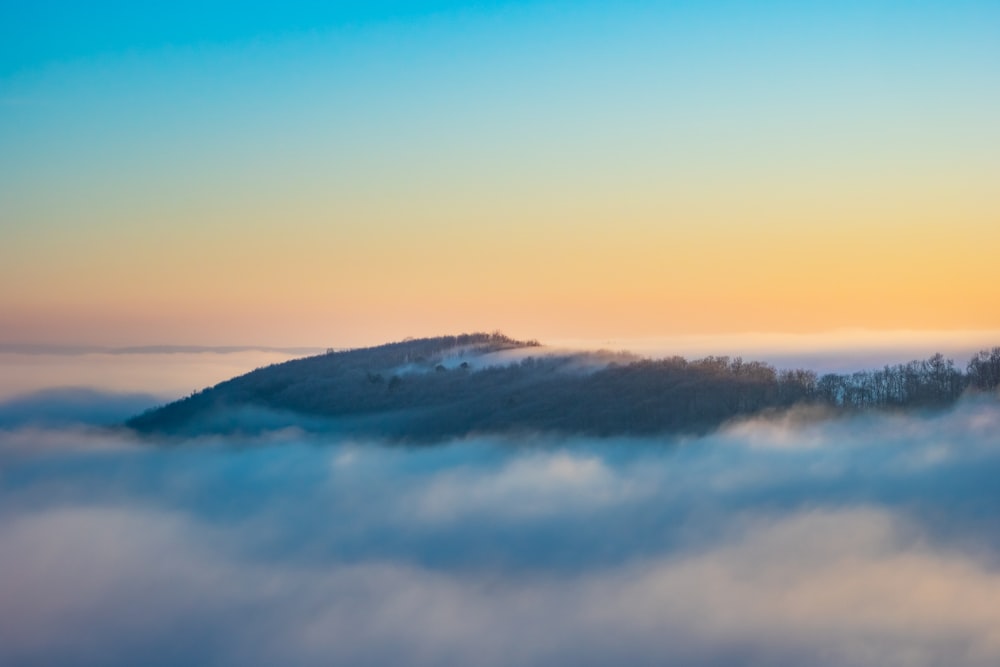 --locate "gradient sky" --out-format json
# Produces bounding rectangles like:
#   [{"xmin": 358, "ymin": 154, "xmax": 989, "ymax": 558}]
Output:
[{"xmin": 2, "ymin": 0, "xmax": 998, "ymax": 346}]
